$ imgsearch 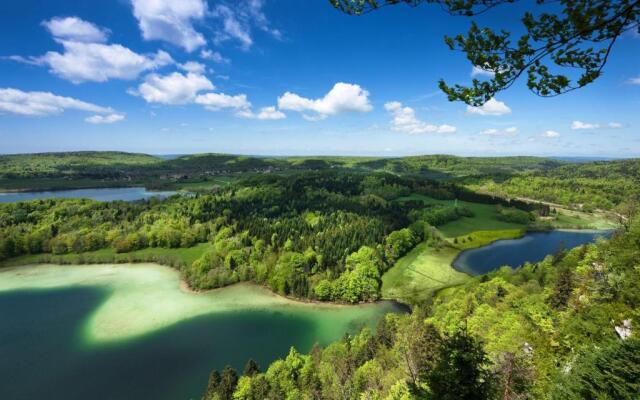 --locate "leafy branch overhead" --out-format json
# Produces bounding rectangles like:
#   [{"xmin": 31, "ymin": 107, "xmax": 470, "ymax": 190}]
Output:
[{"xmin": 329, "ymin": 0, "xmax": 640, "ymax": 106}]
